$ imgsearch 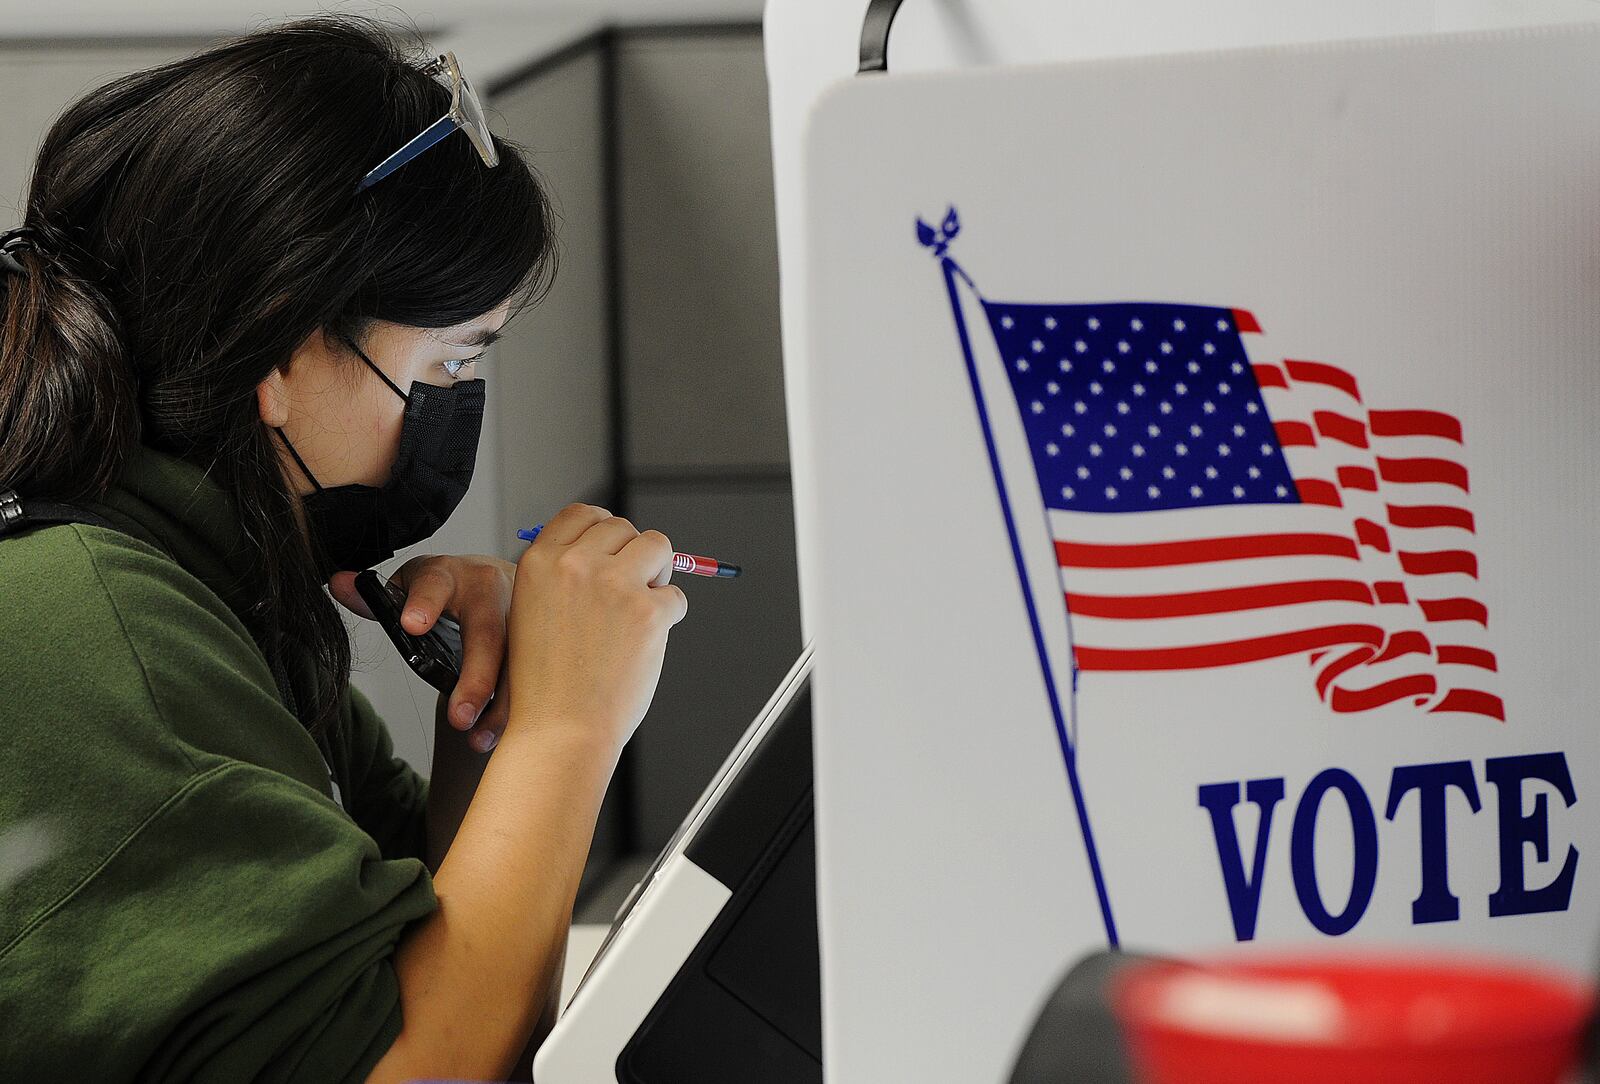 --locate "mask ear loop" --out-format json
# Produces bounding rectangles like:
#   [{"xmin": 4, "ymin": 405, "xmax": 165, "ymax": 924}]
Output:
[
  {"xmin": 274, "ymin": 426, "xmax": 325, "ymax": 493},
  {"xmin": 272, "ymin": 334, "xmax": 414, "ymax": 493},
  {"xmin": 340, "ymin": 332, "xmax": 411, "ymax": 403}
]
